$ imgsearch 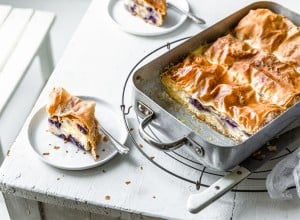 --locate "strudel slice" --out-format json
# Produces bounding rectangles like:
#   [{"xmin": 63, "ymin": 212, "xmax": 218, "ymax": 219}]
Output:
[
  {"xmin": 124, "ymin": 0, "xmax": 167, "ymax": 26},
  {"xmin": 161, "ymin": 54, "xmax": 283, "ymax": 141},
  {"xmin": 47, "ymin": 87, "xmax": 101, "ymax": 160}
]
